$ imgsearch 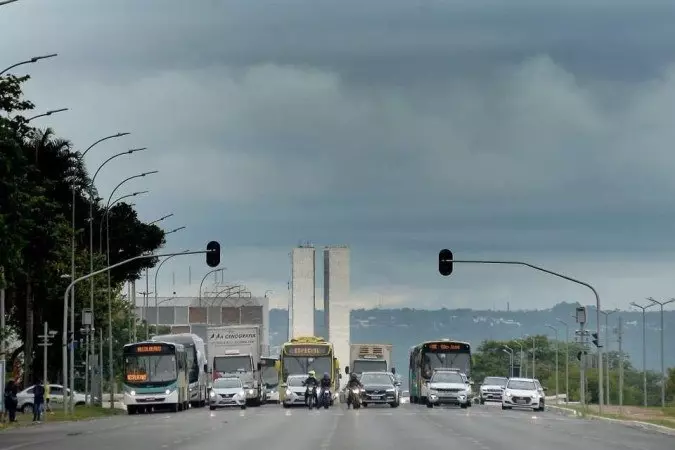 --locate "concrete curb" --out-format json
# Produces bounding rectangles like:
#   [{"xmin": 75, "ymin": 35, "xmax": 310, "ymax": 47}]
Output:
[{"xmin": 547, "ymin": 405, "xmax": 675, "ymax": 437}]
